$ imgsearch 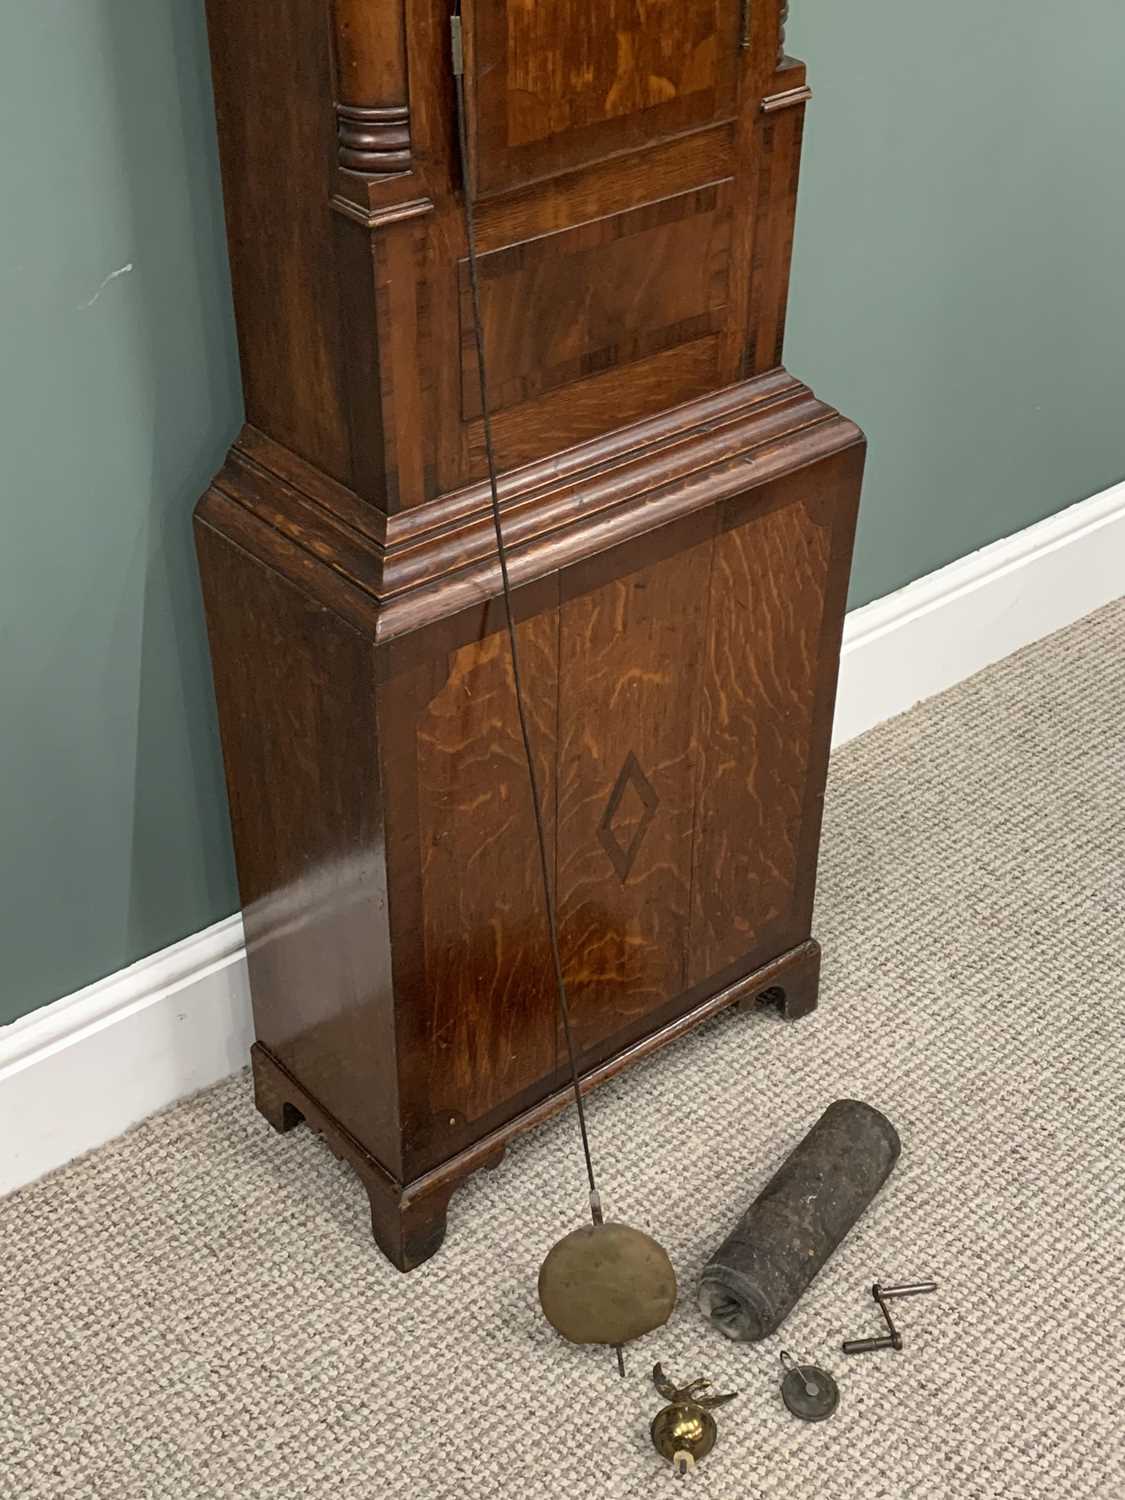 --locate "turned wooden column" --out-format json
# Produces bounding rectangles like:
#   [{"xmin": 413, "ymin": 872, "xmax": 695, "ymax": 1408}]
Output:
[{"xmin": 332, "ymin": 0, "xmax": 412, "ymax": 176}]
